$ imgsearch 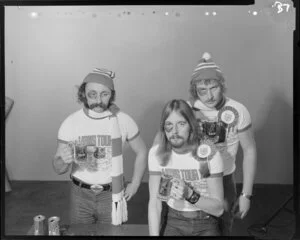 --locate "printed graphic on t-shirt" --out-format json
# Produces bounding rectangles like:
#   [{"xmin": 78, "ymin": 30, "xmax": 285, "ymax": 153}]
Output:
[
  {"xmin": 161, "ymin": 168, "xmax": 209, "ymax": 198},
  {"xmin": 200, "ymin": 119, "xmax": 227, "ymax": 144},
  {"xmin": 71, "ymin": 135, "xmax": 112, "ymax": 172}
]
